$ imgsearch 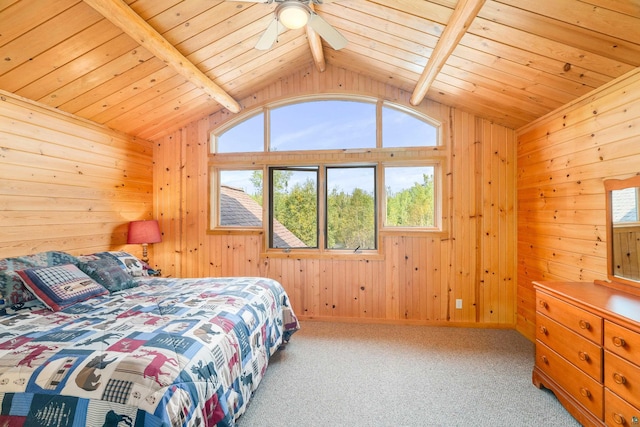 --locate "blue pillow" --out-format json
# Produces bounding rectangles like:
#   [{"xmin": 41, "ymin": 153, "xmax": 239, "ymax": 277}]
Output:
[
  {"xmin": 77, "ymin": 257, "xmax": 137, "ymax": 292},
  {"xmin": 0, "ymin": 251, "xmax": 78, "ymax": 311},
  {"xmin": 17, "ymin": 264, "xmax": 108, "ymax": 312},
  {"xmin": 77, "ymin": 251, "xmax": 148, "ymax": 277}
]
